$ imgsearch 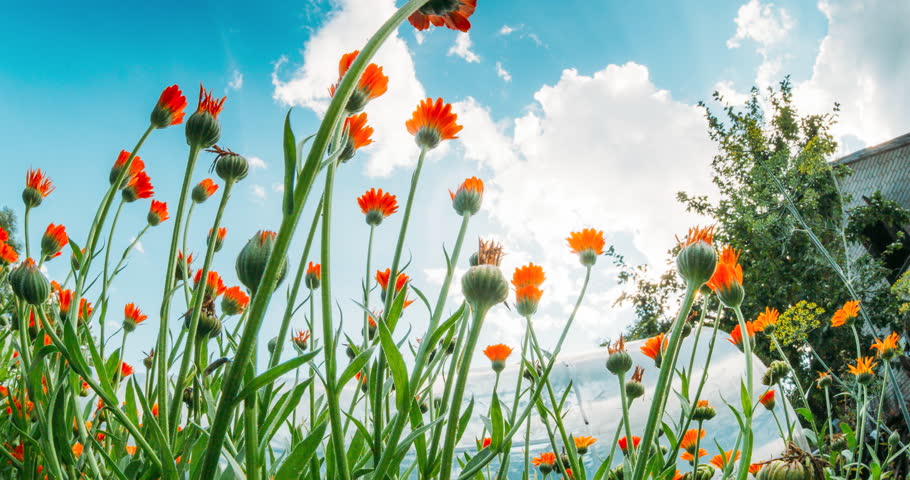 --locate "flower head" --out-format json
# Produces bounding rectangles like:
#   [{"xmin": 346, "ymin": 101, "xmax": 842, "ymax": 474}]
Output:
[
  {"xmin": 450, "ymin": 177, "xmax": 484, "ymax": 216},
  {"xmin": 618, "ymin": 436, "xmax": 640, "ymax": 454},
  {"xmin": 110, "ymin": 150, "xmax": 145, "ymax": 186},
  {"xmin": 753, "ymin": 306, "xmax": 779, "ymax": 333},
  {"xmin": 151, "ymin": 84, "xmax": 188, "ymax": 128},
  {"xmin": 483, "ymin": 344, "xmax": 512, "ymax": 372},
  {"xmin": 192, "ymin": 178, "xmax": 219, "ymax": 203},
  {"xmin": 119, "ymin": 362, "xmax": 134, "ymax": 378},
  {"xmin": 208, "ymin": 227, "xmax": 227, "ymax": 252},
  {"xmin": 221, "ymin": 286, "xmax": 250, "ymax": 316},
  {"xmin": 293, "ymin": 330, "xmax": 311, "ymax": 351},
  {"xmin": 676, "ymin": 225, "xmax": 717, "ymax": 286},
  {"xmin": 693, "ymin": 399, "xmax": 717, "ymax": 421},
  {"xmin": 175, "ymin": 251, "xmax": 194, "ymax": 281},
  {"xmin": 23, "ymin": 168, "xmax": 54, "ymax": 207},
  {"xmin": 679, "ymin": 429, "xmax": 706, "ymax": 455},
  {"xmin": 710, "ymin": 450, "xmax": 741, "ymax": 469},
  {"xmin": 408, "ymin": 0, "xmax": 477, "ymax": 32},
  {"xmin": 406, "ymin": 98, "xmax": 462, "ymax": 150},
  {"xmin": 831, "ymin": 300, "xmax": 860, "ymax": 327},
  {"xmin": 567, "ymin": 228, "xmax": 605, "ymax": 266},
  {"xmin": 186, "ymin": 84, "xmax": 226, "ymax": 148},
  {"xmin": 728, "ymin": 322, "xmax": 755, "ymax": 352},
  {"xmin": 641, "ymin": 333, "xmax": 668, "ymax": 367},
  {"xmin": 148, "ymin": 200, "xmax": 169, "ymax": 226},
  {"xmin": 531, "ymin": 452, "xmax": 556, "ymax": 474},
  {"xmin": 122, "ymin": 170, "xmax": 155, "ymax": 202},
  {"xmin": 358, "ymin": 188, "xmax": 398, "ymax": 226},
  {"xmin": 706, "ymin": 245, "xmax": 744, "ymax": 307},
  {"xmin": 303, "ymin": 262, "xmax": 322, "ymax": 290},
  {"xmin": 816, "ymin": 370, "xmax": 833, "ymax": 389},
  {"xmin": 680, "ymin": 449, "xmax": 708, "ymax": 463},
  {"xmin": 194, "ymin": 270, "xmax": 226, "ymax": 299},
  {"xmin": 480, "ymin": 437, "xmax": 491, "ymax": 449},
  {"xmin": 196, "ymin": 84, "xmax": 226, "ymax": 119},
  {"xmin": 339, "ymin": 113, "xmax": 374, "ymax": 162},
  {"xmin": 849, "ymin": 356, "xmax": 877, "ymax": 384},
  {"xmin": 73, "ymin": 443, "xmax": 84, "ymax": 458},
  {"xmin": 871, "ymin": 332, "xmax": 902, "ymax": 361},
  {"xmin": 376, "ymin": 269, "xmax": 409, "ymax": 294},
  {"xmin": 40, "ymin": 223, "xmax": 68, "ymax": 260},
  {"xmin": 759, "ymin": 390, "xmax": 776, "ymax": 410},
  {"xmin": 77, "ymin": 298, "xmax": 93, "ymax": 323},
  {"xmin": 123, "ymin": 303, "xmax": 147, "ymax": 333},
  {"xmin": 329, "ymin": 50, "xmax": 388, "ymax": 113},
  {"xmin": 0, "ymin": 243, "xmax": 17, "ymax": 266},
  {"xmin": 513, "ymin": 263, "xmax": 545, "ymax": 289},
  {"xmin": 573, "ymin": 436, "xmax": 597, "ymax": 455}
]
